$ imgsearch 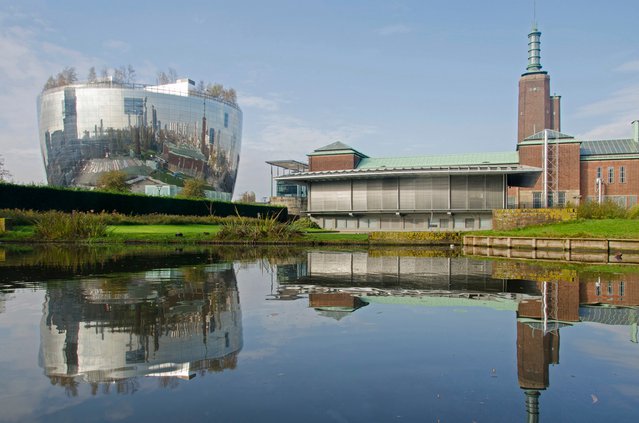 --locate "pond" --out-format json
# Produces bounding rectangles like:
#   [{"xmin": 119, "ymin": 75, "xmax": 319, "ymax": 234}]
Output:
[{"xmin": 0, "ymin": 245, "xmax": 637, "ymax": 422}]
